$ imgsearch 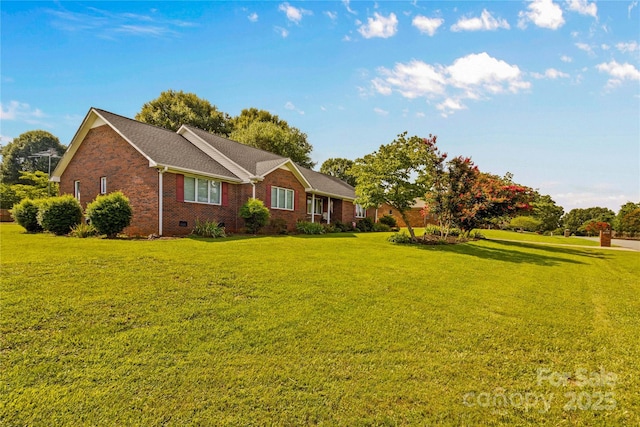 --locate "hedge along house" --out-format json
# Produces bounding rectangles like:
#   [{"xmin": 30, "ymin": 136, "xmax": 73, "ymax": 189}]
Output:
[{"xmin": 51, "ymin": 108, "xmax": 373, "ymax": 236}]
